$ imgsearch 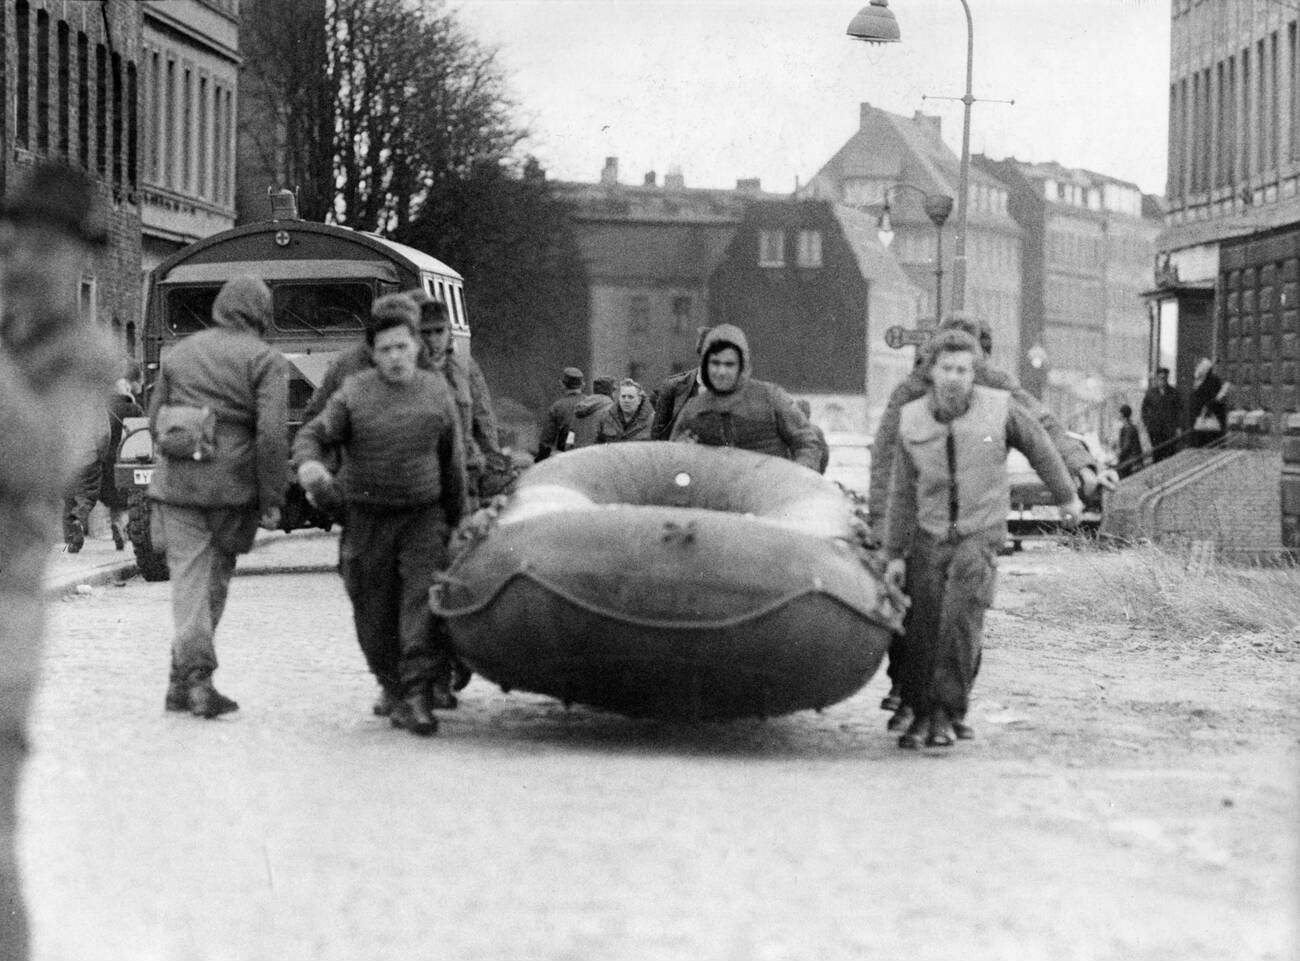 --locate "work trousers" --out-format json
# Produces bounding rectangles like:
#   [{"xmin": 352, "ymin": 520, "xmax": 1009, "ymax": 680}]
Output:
[
  {"xmin": 340, "ymin": 504, "xmax": 450, "ymax": 695},
  {"xmin": 62, "ymin": 459, "xmax": 100, "ymax": 539},
  {"xmin": 157, "ymin": 504, "xmax": 257, "ymax": 678},
  {"xmin": 898, "ymin": 528, "xmax": 1001, "ymax": 720}
]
